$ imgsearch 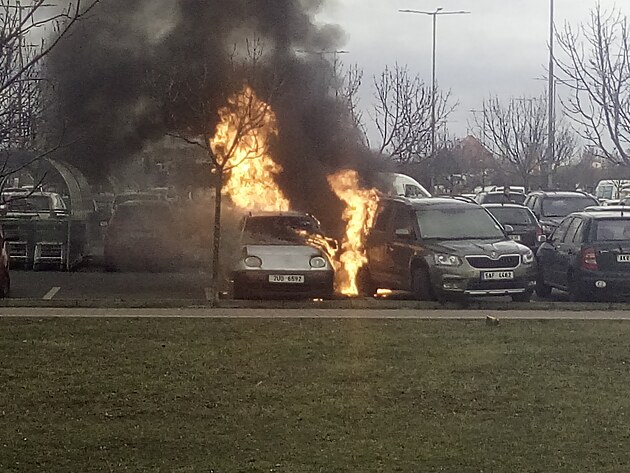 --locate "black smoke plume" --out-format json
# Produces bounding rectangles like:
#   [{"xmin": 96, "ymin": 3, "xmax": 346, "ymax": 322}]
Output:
[{"xmin": 47, "ymin": 0, "xmax": 385, "ymax": 232}]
